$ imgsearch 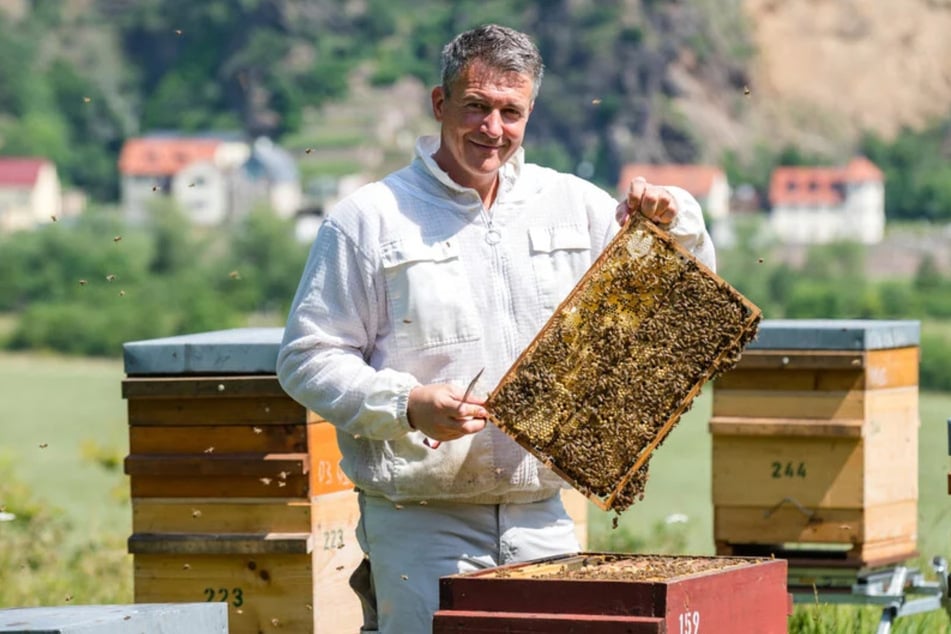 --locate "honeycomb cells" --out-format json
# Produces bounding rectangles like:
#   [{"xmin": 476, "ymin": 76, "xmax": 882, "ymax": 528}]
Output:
[{"xmin": 487, "ymin": 216, "xmax": 761, "ymax": 512}]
